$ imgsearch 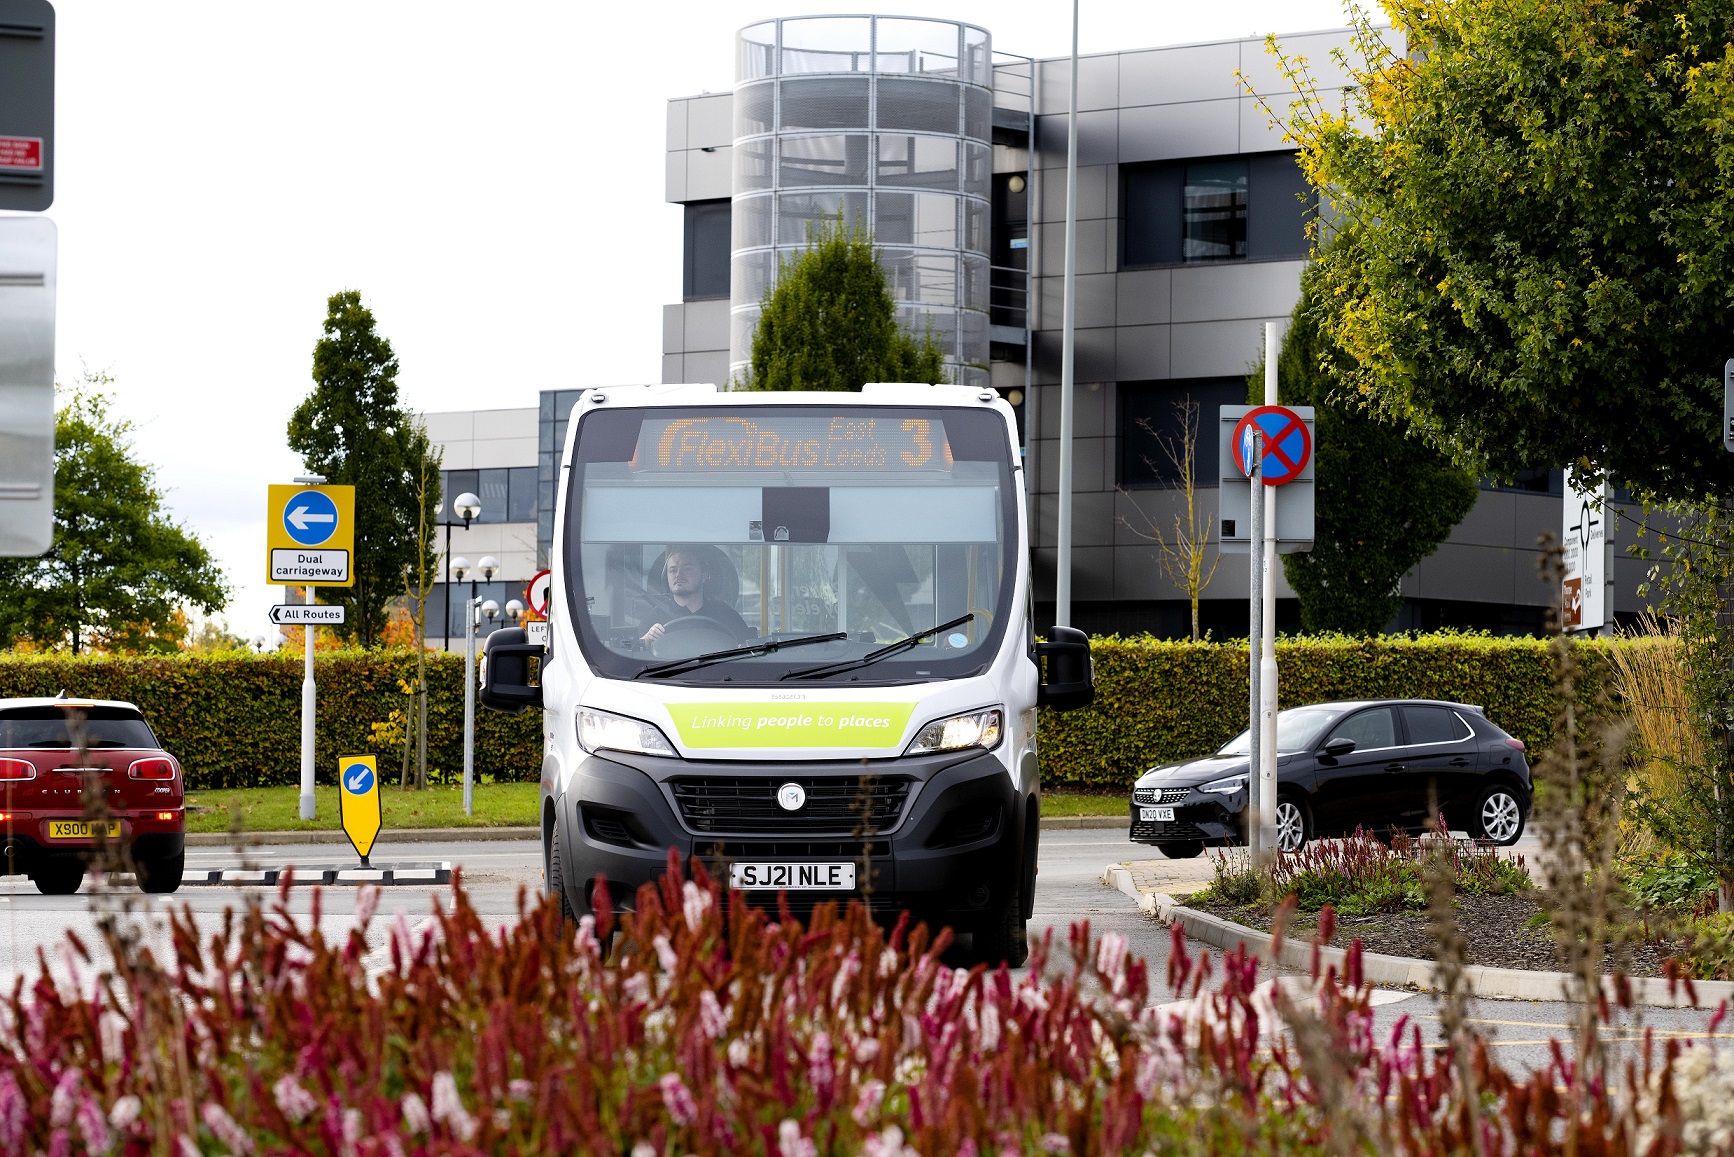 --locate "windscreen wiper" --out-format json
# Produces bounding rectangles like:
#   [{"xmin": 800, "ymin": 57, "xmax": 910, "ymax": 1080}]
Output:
[
  {"xmin": 781, "ymin": 614, "xmax": 974, "ymax": 681},
  {"xmin": 635, "ymin": 631, "xmax": 848, "ymax": 679}
]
